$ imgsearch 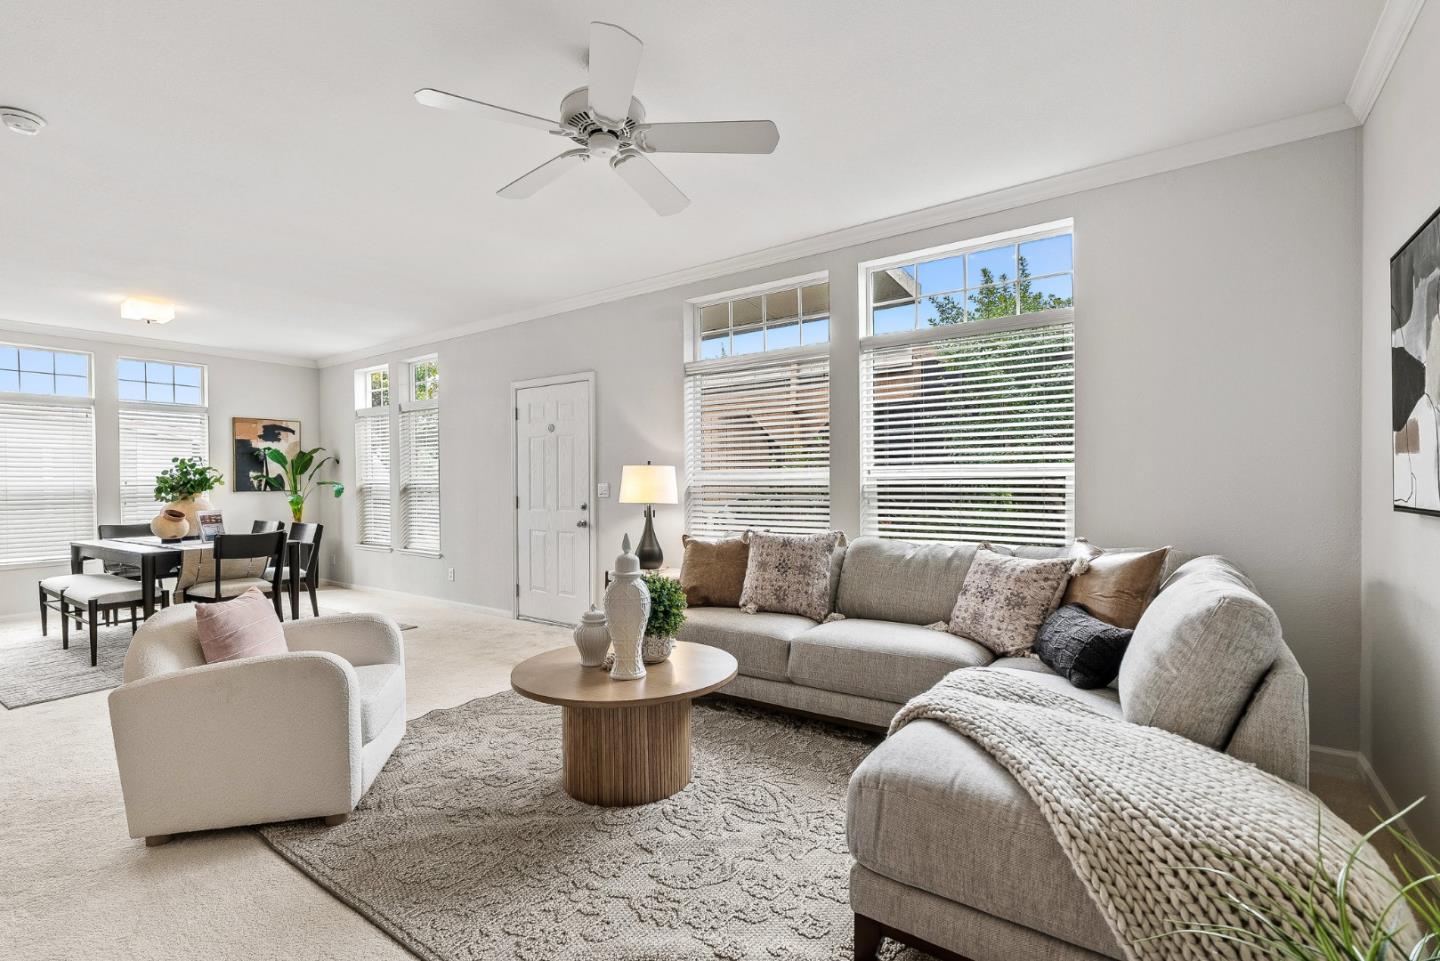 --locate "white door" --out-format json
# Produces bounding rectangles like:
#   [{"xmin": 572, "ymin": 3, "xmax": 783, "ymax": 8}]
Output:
[{"xmin": 515, "ymin": 379, "xmax": 592, "ymax": 624}]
